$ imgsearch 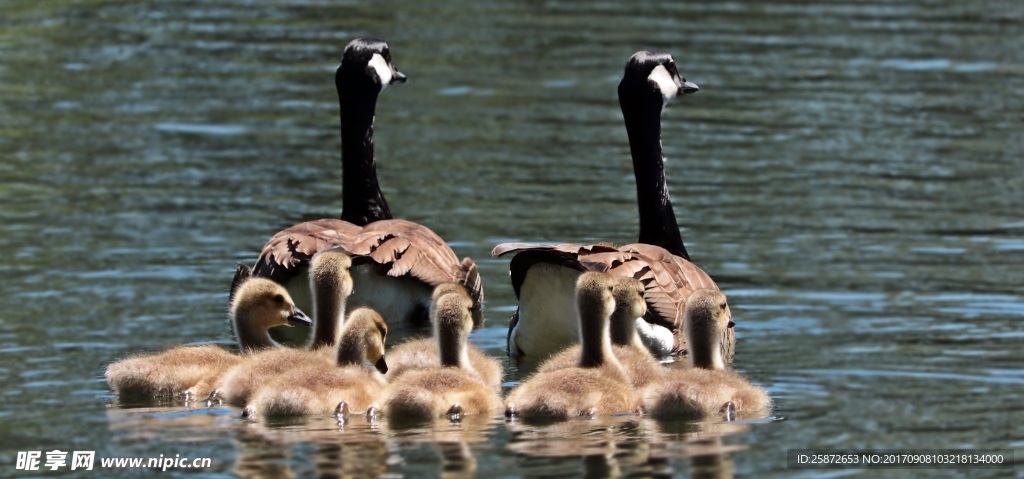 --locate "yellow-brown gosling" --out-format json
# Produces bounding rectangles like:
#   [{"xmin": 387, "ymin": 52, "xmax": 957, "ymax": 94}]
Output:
[
  {"xmin": 104, "ymin": 278, "xmax": 310, "ymax": 402},
  {"xmin": 536, "ymin": 277, "xmax": 665, "ymax": 389},
  {"xmin": 641, "ymin": 289, "xmax": 771, "ymax": 420},
  {"xmin": 243, "ymin": 307, "xmax": 389, "ymax": 419},
  {"xmin": 210, "ymin": 249, "xmax": 354, "ymax": 406},
  {"xmin": 383, "ymin": 284, "xmax": 502, "ymax": 391},
  {"xmin": 504, "ymin": 272, "xmax": 639, "ymax": 421},
  {"xmin": 379, "ymin": 284, "xmax": 501, "ymax": 422}
]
